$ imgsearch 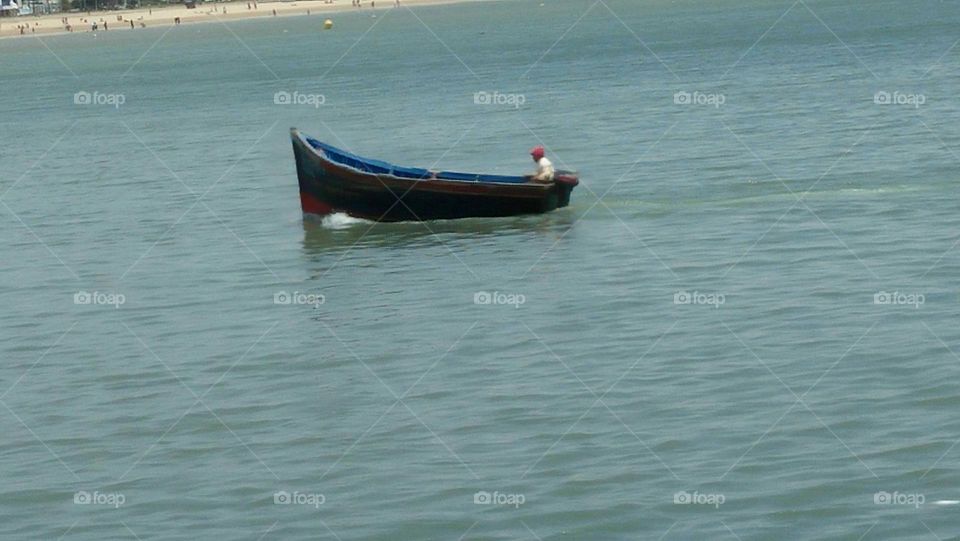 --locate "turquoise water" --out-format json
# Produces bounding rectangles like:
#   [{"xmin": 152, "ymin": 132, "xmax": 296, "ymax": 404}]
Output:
[{"xmin": 2, "ymin": 0, "xmax": 960, "ymax": 538}]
